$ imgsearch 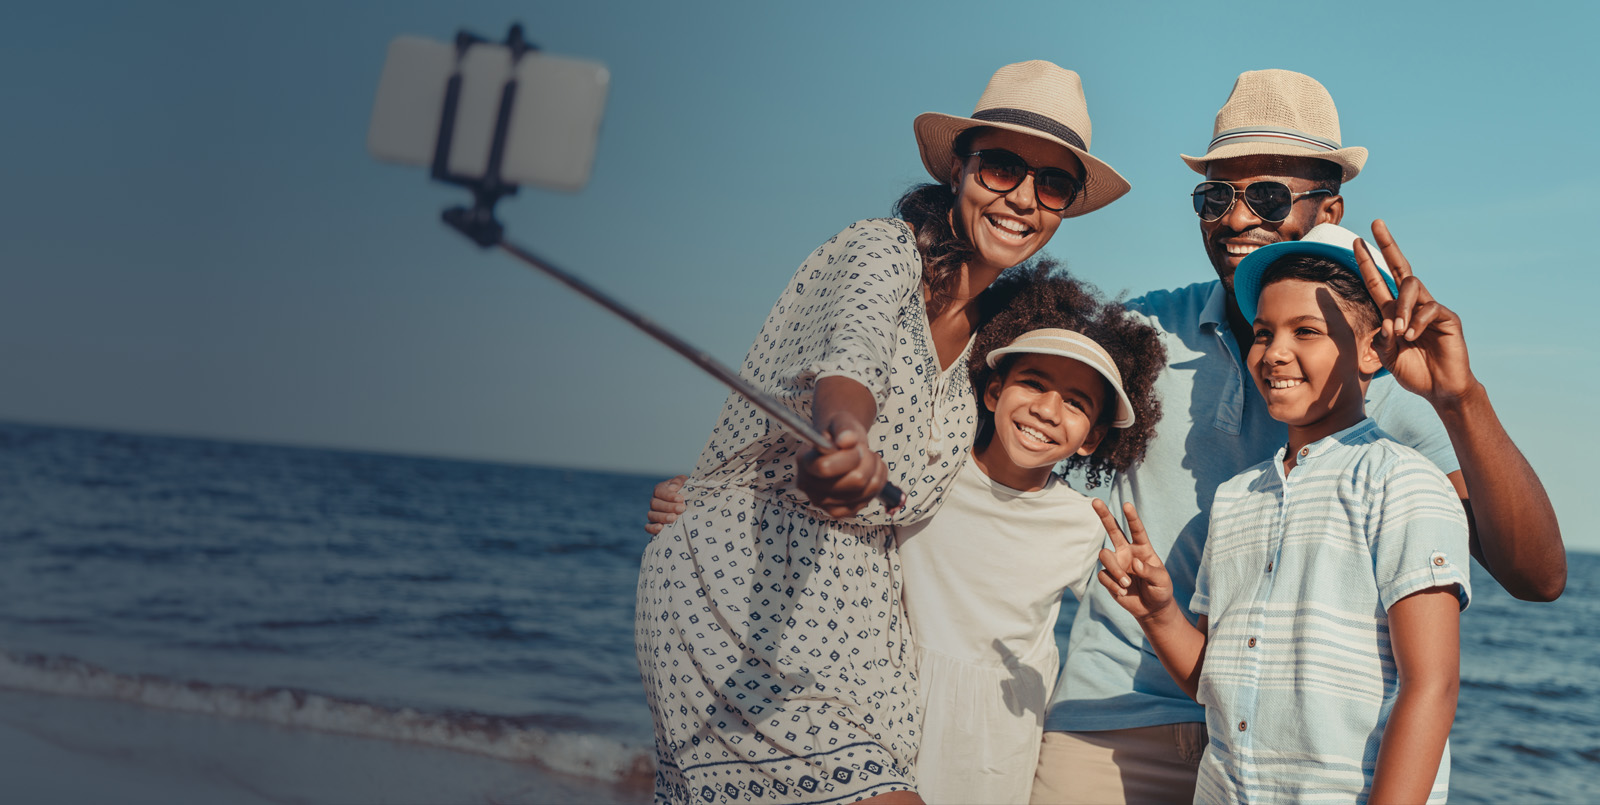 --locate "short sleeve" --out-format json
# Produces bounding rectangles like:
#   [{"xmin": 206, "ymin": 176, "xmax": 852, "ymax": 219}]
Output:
[
  {"xmin": 1367, "ymin": 378, "xmax": 1460, "ymax": 477},
  {"xmin": 1369, "ymin": 451, "xmax": 1472, "ymax": 612},
  {"xmin": 1190, "ymin": 518, "xmax": 1215, "ymax": 618},
  {"xmin": 778, "ymin": 220, "xmax": 921, "ymax": 403}
]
